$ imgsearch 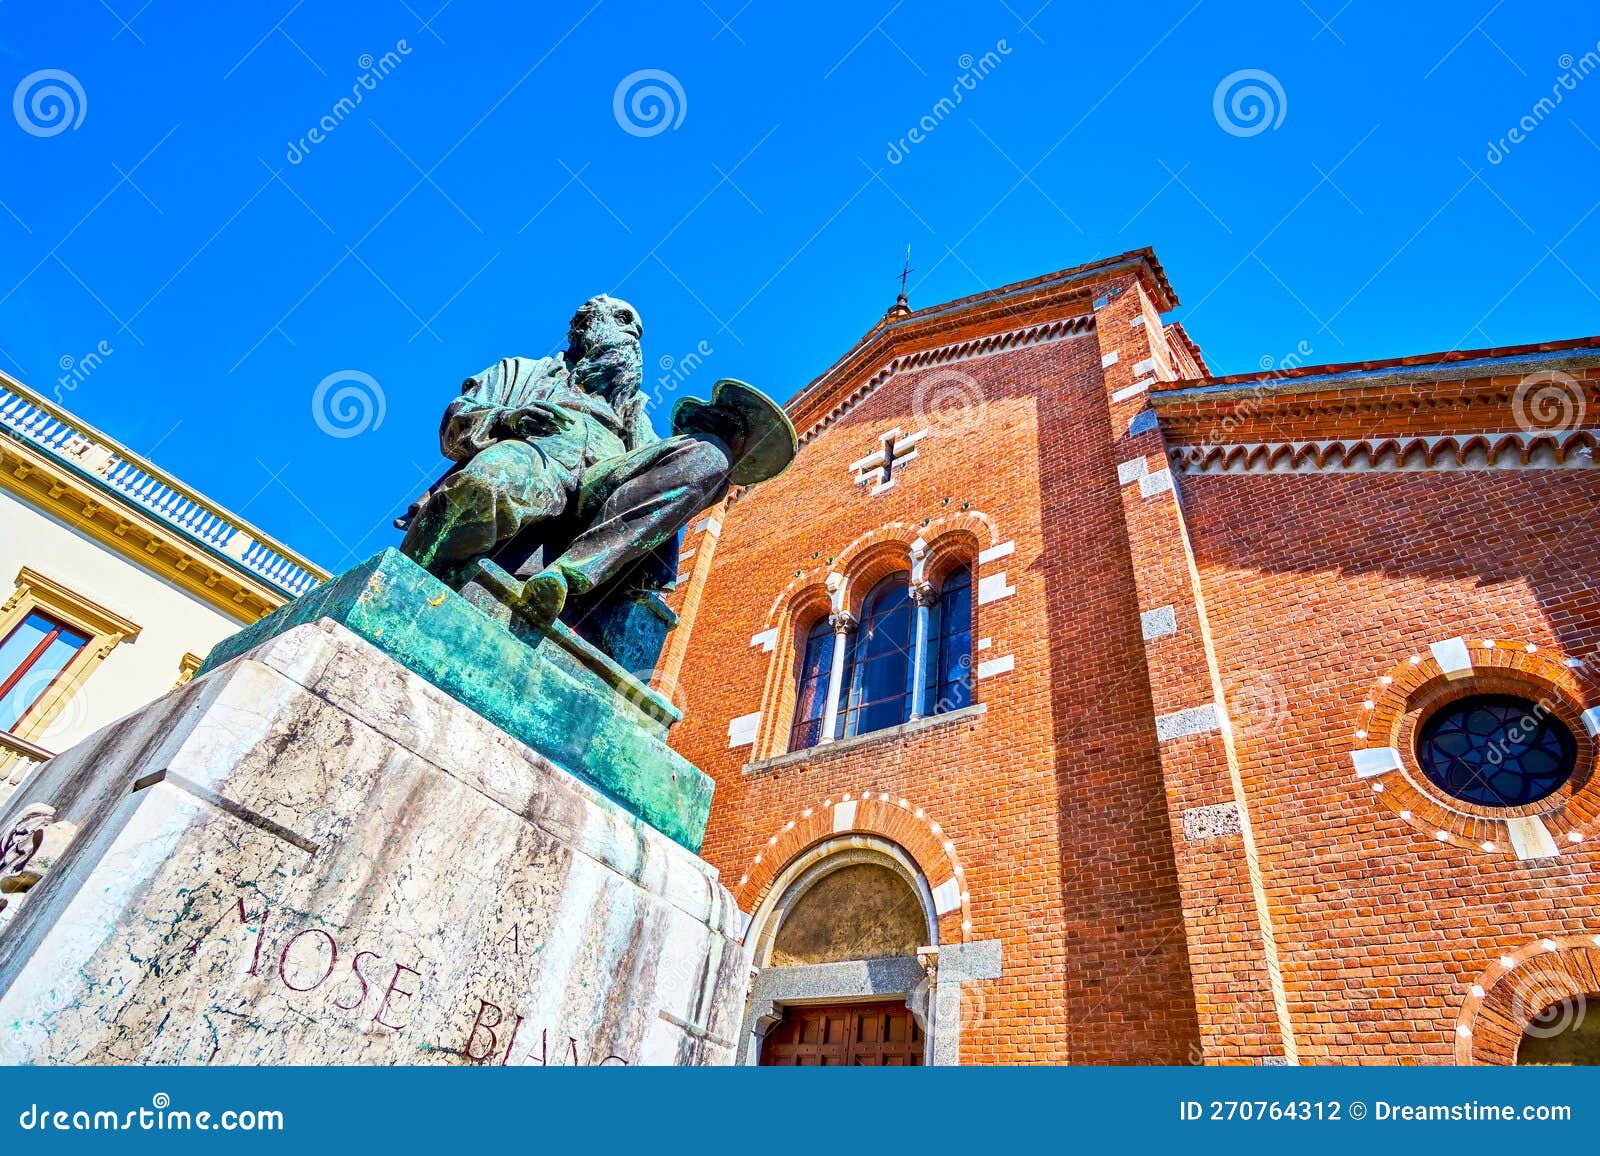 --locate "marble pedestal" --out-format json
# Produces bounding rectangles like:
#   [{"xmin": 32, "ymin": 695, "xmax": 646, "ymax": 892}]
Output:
[{"xmin": 0, "ymin": 620, "xmax": 745, "ymax": 1065}]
